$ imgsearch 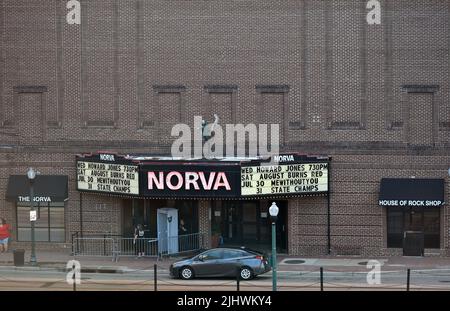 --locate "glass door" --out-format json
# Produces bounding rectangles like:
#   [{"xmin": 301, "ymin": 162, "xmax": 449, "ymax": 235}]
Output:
[
  {"xmin": 242, "ymin": 202, "xmax": 258, "ymax": 245},
  {"xmin": 423, "ymin": 208, "xmax": 440, "ymax": 248},
  {"xmin": 404, "ymin": 208, "xmax": 423, "ymax": 232},
  {"xmin": 222, "ymin": 202, "xmax": 241, "ymax": 245}
]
